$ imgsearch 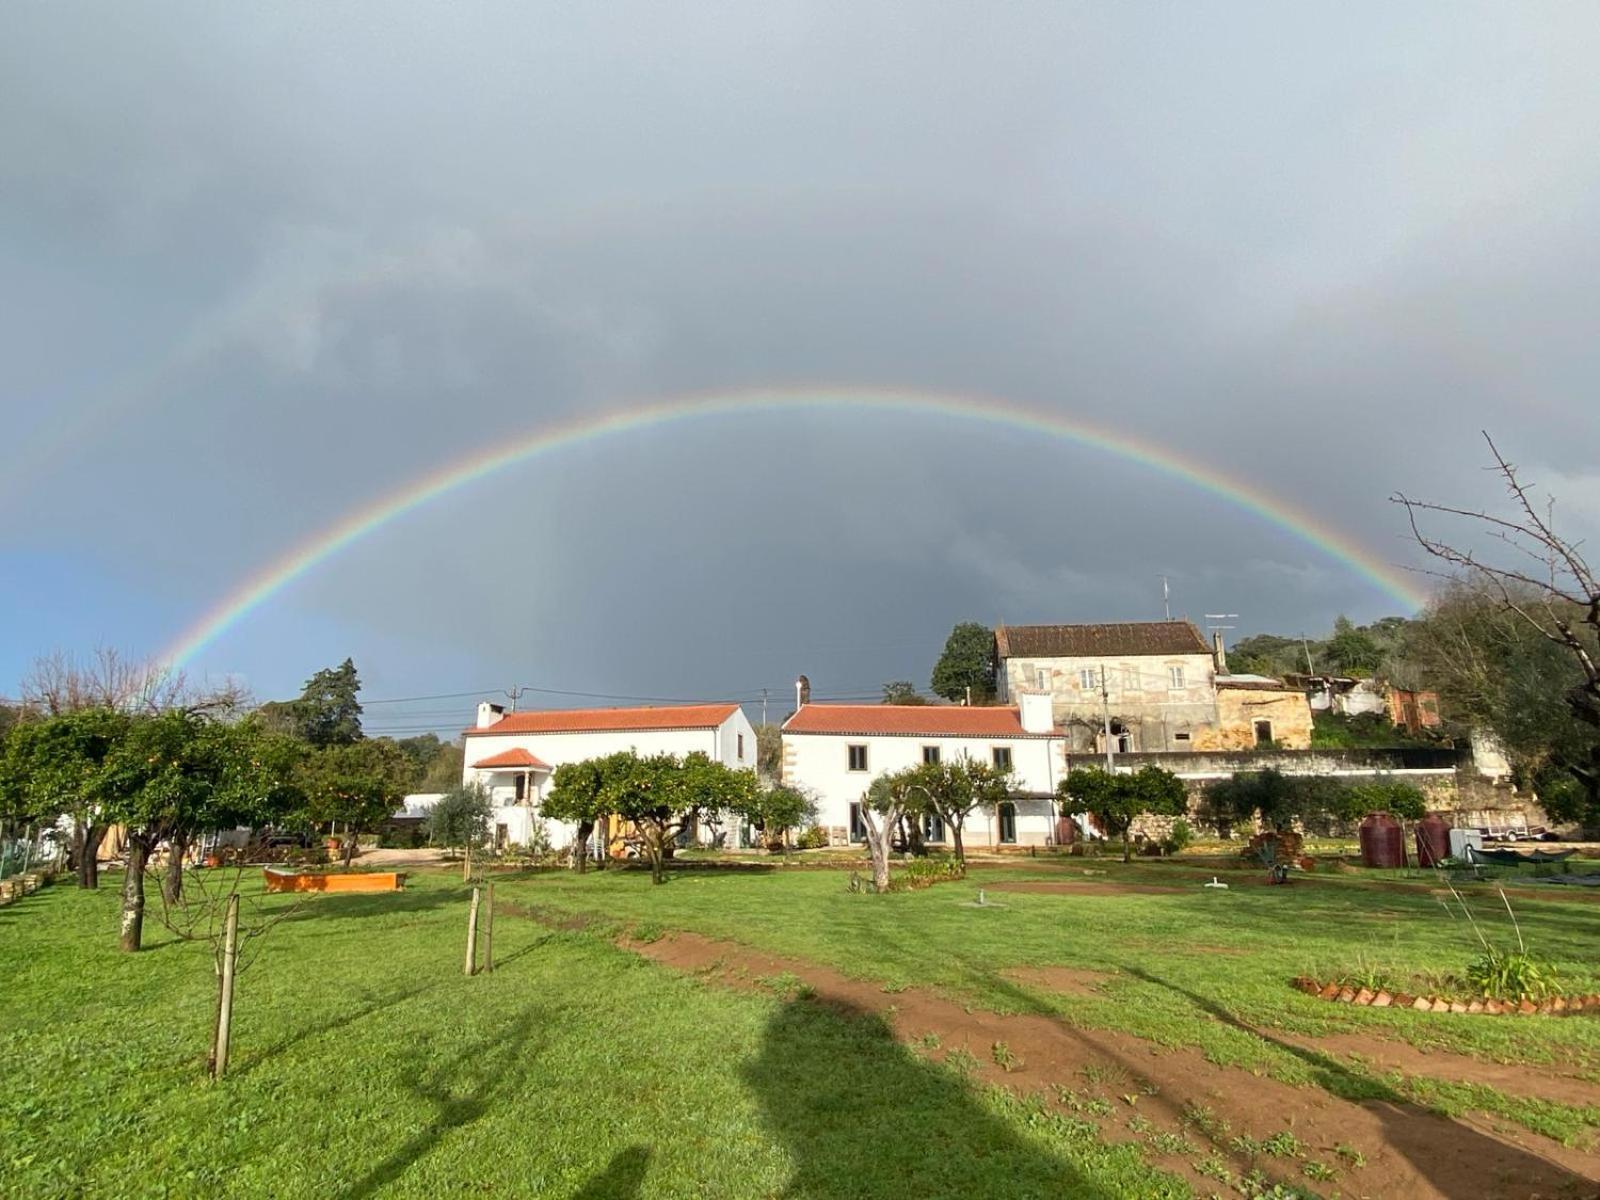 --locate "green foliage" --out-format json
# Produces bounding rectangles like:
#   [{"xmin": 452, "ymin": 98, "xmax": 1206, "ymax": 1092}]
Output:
[
  {"xmin": 888, "ymin": 857, "xmax": 966, "ymax": 891},
  {"xmin": 796, "ymin": 826, "xmax": 829, "ymax": 850},
  {"xmin": 424, "ymin": 783, "xmax": 493, "ymax": 854},
  {"xmin": 0, "ymin": 707, "xmax": 128, "ymax": 828},
  {"xmin": 880, "ymin": 681, "xmax": 928, "ymax": 705},
  {"xmin": 1310, "ymin": 711, "xmax": 1435, "ymax": 749},
  {"xmin": 296, "ymin": 738, "xmax": 412, "ymax": 858},
  {"xmin": 738, "ymin": 784, "xmax": 816, "ymax": 839},
  {"xmin": 1340, "ymin": 779, "xmax": 1427, "ymax": 821},
  {"xmin": 1405, "ymin": 585, "xmax": 1600, "ymax": 822},
  {"xmin": 754, "ymin": 723, "xmax": 782, "ymax": 779},
  {"xmin": 1325, "ymin": 615, "xmax": 1383, "ymax": 676},
  {"xmin": 1161, "ymin": 818, "xmax": 1194, "ymax": 855},
  {"xmin": 542, "ymin": 757, "xmax": 613, "ymax": 827},
  {"xmin": 1059, "ymin": 766, "xmax": 1185, "ymax": 861},
  {"xmin": 1466, "ymin": 949, "xmax": 1553, "ymax": 1002},
  {"xmin": 1205, "ymin": 768, "xmax": 1353, "ymax": 832},
  {"xmin": 930, "ymin": 622, "xmax": 996, "ymax": 703},
  {"xmin": 260, "ymin": 658, "xmax": 364, "ymax": 748}
]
